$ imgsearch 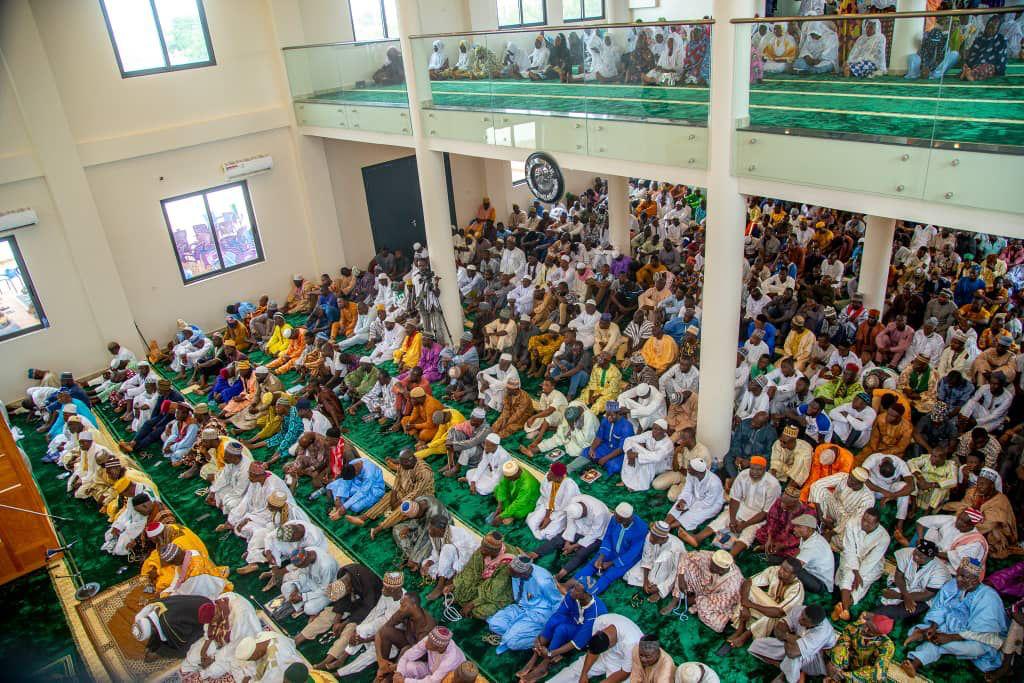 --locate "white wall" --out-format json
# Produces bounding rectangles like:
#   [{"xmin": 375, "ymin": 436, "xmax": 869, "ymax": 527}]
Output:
[
  {"xmin": 84, "ymin": 129, "xmax": 317, "ymax": 344},
  {"xmin": 630, "ymin": 0, "xmax": 715, "ymax": 21}
]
